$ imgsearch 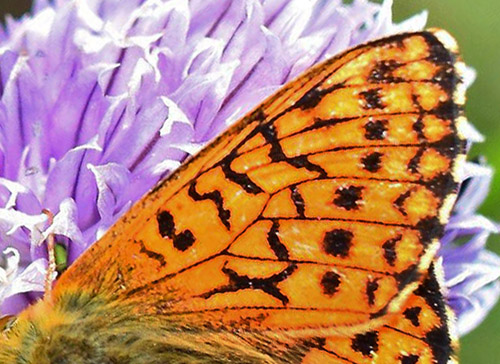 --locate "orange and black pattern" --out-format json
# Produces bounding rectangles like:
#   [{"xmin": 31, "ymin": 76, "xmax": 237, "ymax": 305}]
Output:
[
  {"xmin": 54, "ymin": 29, "xmax": 466, "ymax": 363},
  {"xmin": 302, "ymin": 264, "xmax": 457, "ymax": 364}
]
